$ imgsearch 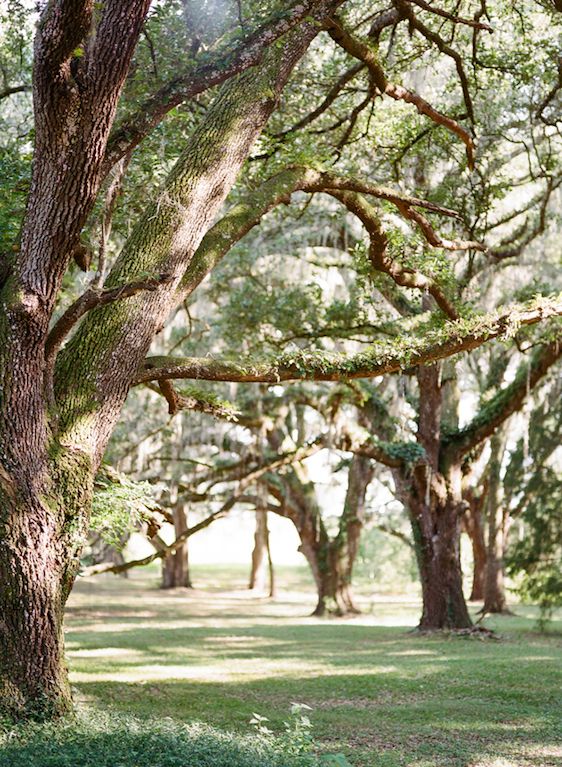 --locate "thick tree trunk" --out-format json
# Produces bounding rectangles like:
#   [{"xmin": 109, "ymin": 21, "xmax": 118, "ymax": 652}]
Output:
[
  {"xmin": 323, "ymin": 543, "xmax": 361, "ymax": 615},
  {"xmin": 161, "ymin": 503, "xmax": 192, "ymax": 589},
  {"xmin": 411, "ymin": 492, "xmax": 472, "ymax": 630},
  {"xmin": 0, "ymin": 455, "xmax": 92, "ymax": 720},
  {"xmin": 0, "ymin": 501, "xmax": 71, "ymax": 719},
  {"xmin": 0, "ymin": 3, "xmax": 339, "ymax": 721},
  {"xmin": 403, "ymin": 364, "xmax": 472, "ymax": 630}
]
